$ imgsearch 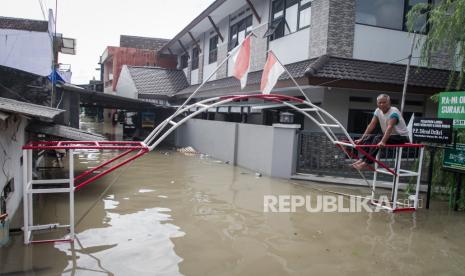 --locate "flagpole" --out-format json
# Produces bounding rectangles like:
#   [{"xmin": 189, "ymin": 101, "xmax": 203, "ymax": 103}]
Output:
[
  {"xmin": 265, "ymin": 50, "xmax": 374, "ymax": 190},
  {"xmin": 144, "ymin": 33, "xmax": 254, "ymax": 146},
  {"xmin": 266, "ymin": 50, "xmax": 312, "ymax": 104}
]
